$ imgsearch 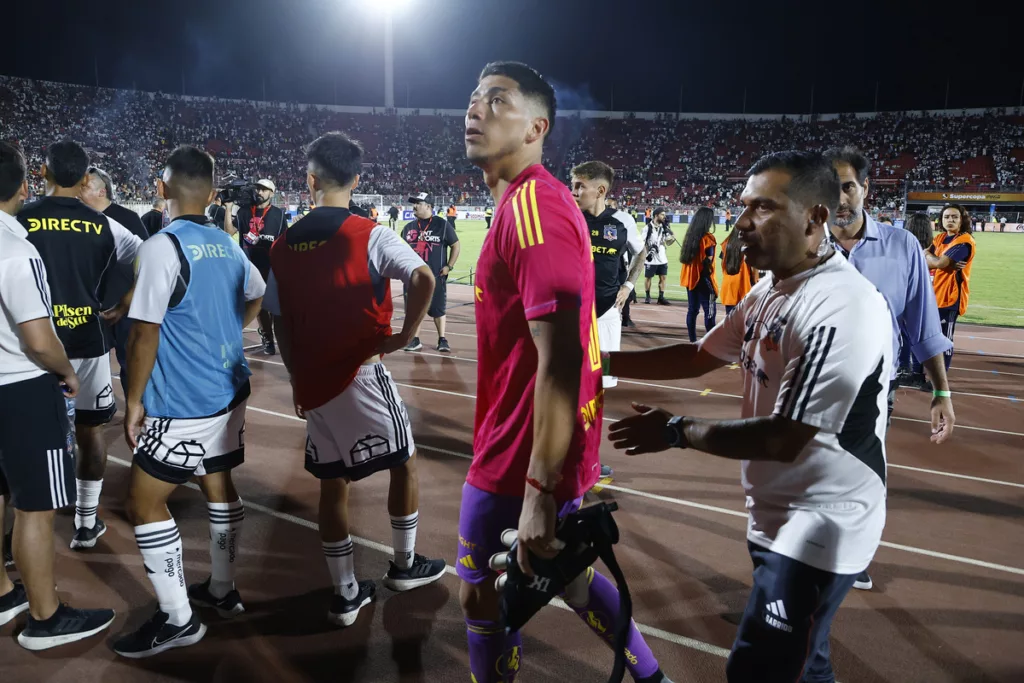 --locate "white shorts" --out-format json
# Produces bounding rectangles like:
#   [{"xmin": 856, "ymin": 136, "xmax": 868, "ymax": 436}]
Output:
[
  {"xmin": 597, "ymin": 307, "xmax": 622, "ymax": 389},
  {"xmin": 303, "ymin": 363, "xmax": 414, "ymax": 481},
  {"xmin": 70, "ymin": 356, "xmax": 115, "ymax": 425},
  {"xmin": 133, "ymin": 393, "xmax": 247, "ymax": 485}
]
